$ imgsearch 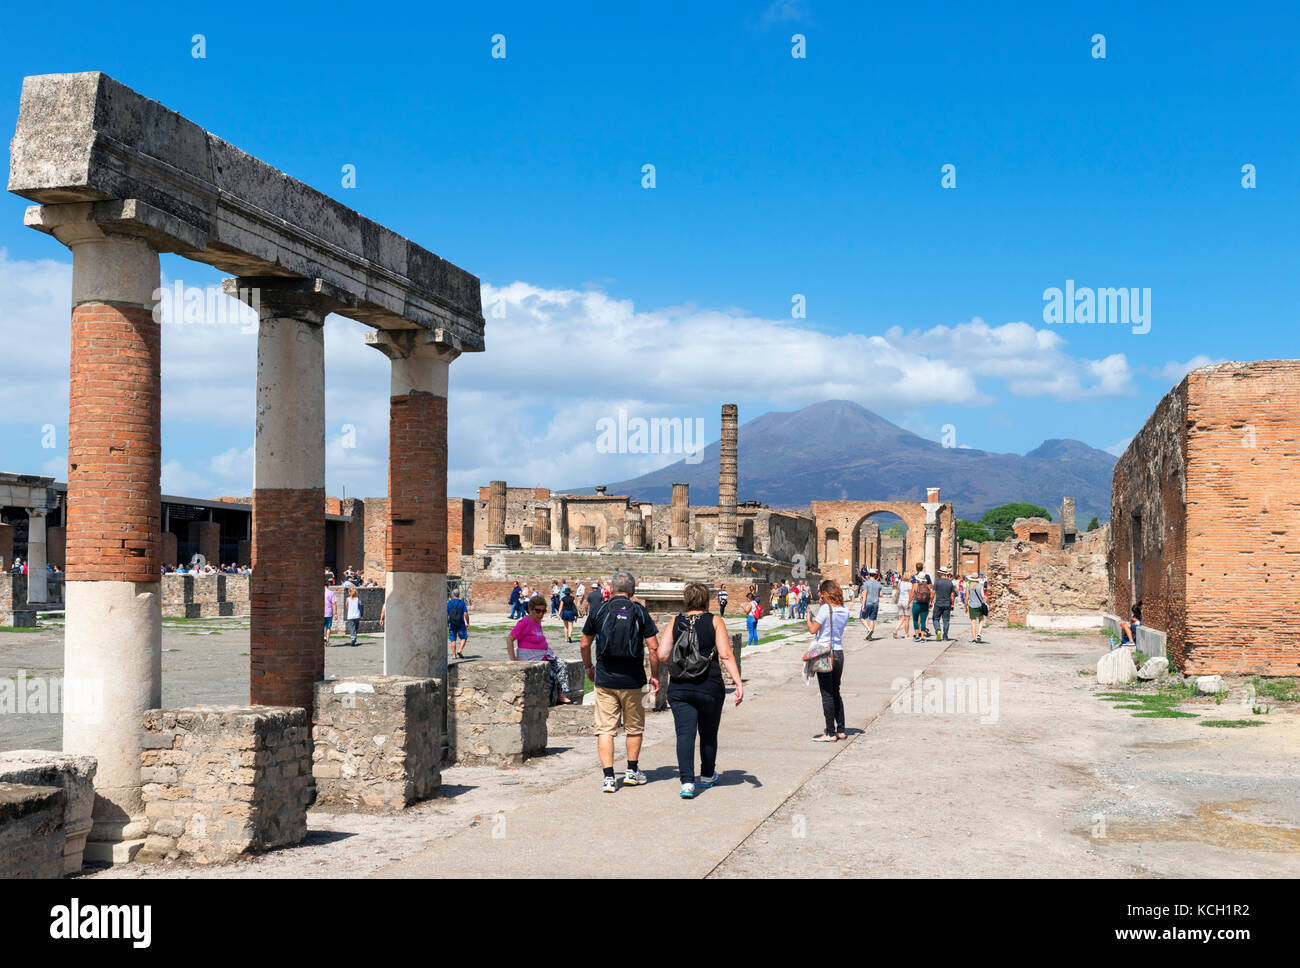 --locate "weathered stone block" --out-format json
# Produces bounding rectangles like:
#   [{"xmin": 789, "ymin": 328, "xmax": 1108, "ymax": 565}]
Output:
[
  {"xmin": 1195, "ymin": 675, "xmax": 1224, "ymax": 695},
  {"xmin": 0, "ymin": 781, "xmax": 65, "ymax": 878},
  {"xmin": 139, "ymin": 705, "xmax": 310, "ymax": 863},
  {"xmin": 1137, "ymin": 656, "xmax": 1169, "ymax": 680},
  {"xmin": 311, "ymin": 676, "xmax": 442, "ymax": 810},
  {"xmin": 1097, "ymin": 646, "xmax": 1138, "ymax": 685},
  {"xmin": 0, "ymin": 750, "xmax": 96, "ymax": 874},
  {"xmin": 447, "ymin": 662, "xmax": 547, "ymax": 766}
]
